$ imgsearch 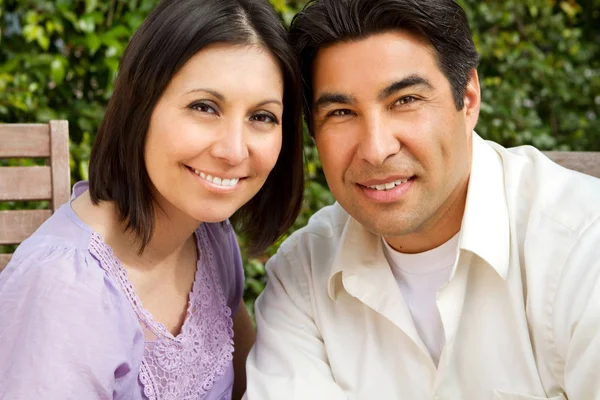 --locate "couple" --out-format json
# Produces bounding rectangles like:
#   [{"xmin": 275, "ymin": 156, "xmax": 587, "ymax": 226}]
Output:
[{"xmin": 1, "ymin": 0, "xmax": 599, "ymax": 399}]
